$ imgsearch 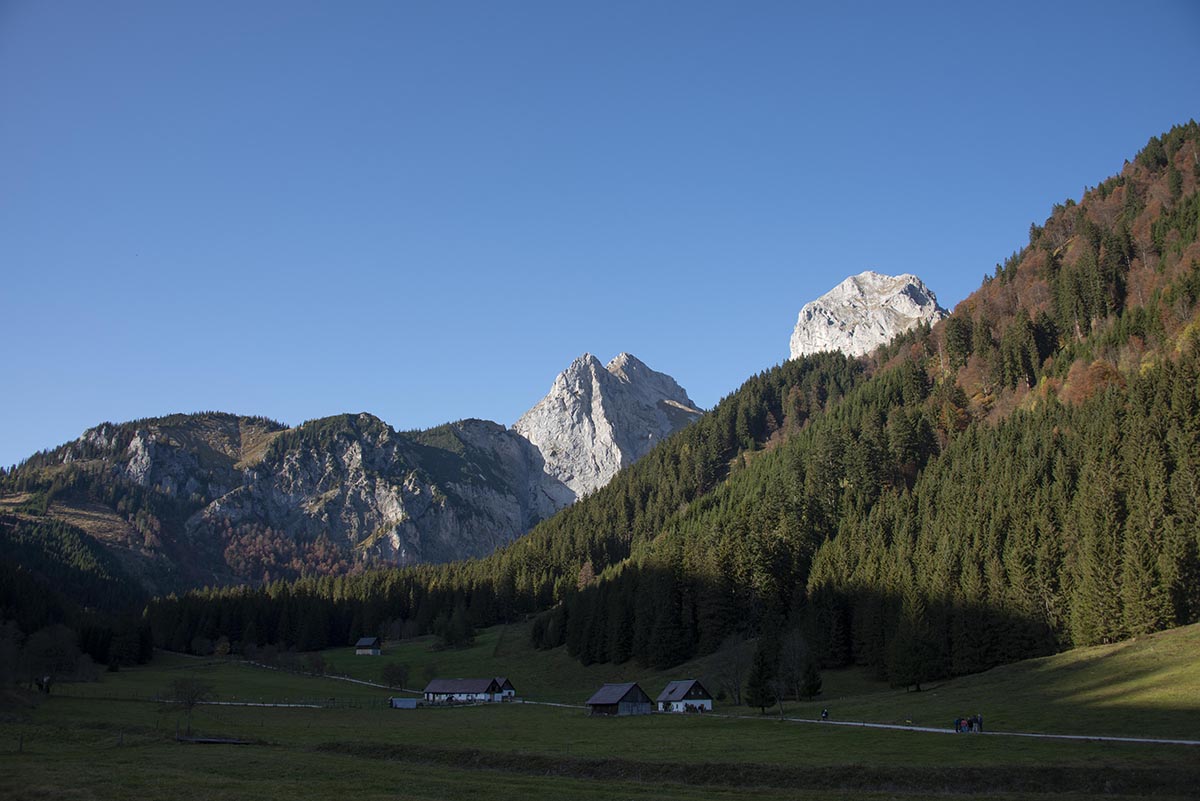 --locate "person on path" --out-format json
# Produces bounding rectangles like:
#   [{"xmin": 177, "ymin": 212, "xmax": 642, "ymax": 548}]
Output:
[{"xmin": 821, "ymin": 708, "xmax": 829, "ymax": 721}]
